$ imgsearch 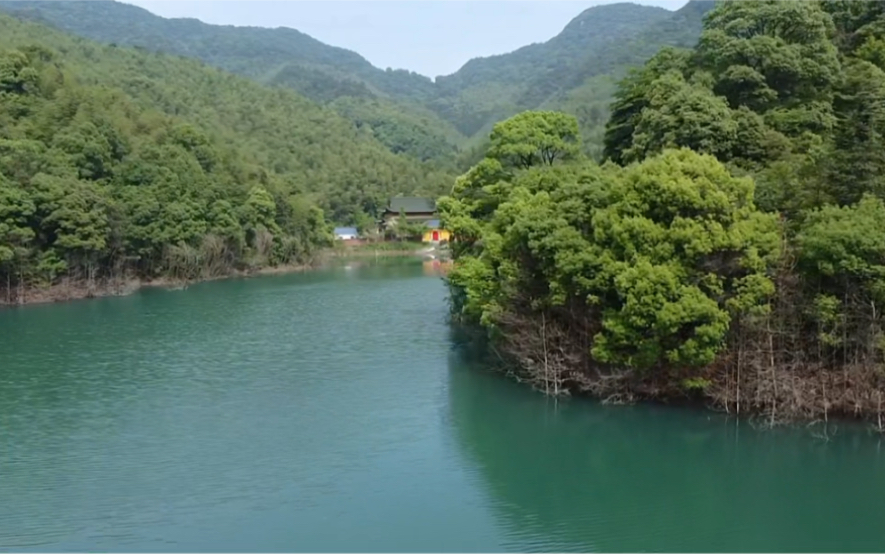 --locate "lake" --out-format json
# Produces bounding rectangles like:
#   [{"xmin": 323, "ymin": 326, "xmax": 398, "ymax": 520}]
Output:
[{"xmin": 1, "ymin": 258, "xmax": 884, "ymax": 552}]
